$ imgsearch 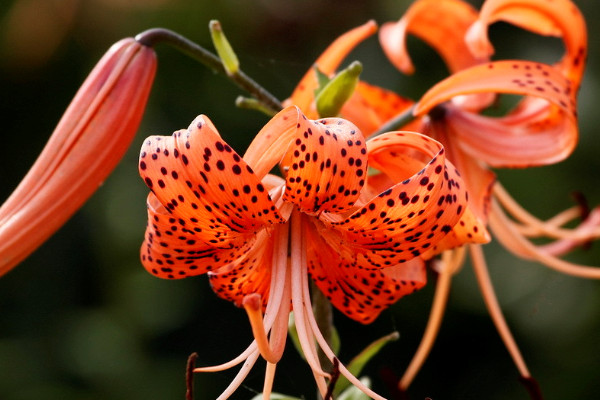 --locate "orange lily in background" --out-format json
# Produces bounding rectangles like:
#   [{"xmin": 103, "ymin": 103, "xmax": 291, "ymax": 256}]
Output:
[
  {"xmin": 377, "ymin": 0, "xmax": 600, "ymax": 394},
  {"xmin": 285, "ymin": 20, "xmax": 419, "ymax": 136},
  {"xmin": 138, "ymin": 105, "xmax": 487, "ymax": 399},
  {"xmin": 0, "ymin": 38, "xmax": 156, "ymax": 276}
]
